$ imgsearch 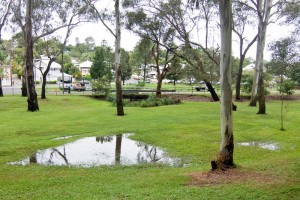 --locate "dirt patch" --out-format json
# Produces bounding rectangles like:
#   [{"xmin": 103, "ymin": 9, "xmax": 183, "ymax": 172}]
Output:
[
  {"xmin": 164, "ymin": 94, "xmax": 300, "ymax": 102},
  {"xmin": 163, "ymin": 94, "xmax": 213, "ymax": 102},
  {"xmin": 188, "ymin": 168, "xmax": 274, "ymax": 187}
]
